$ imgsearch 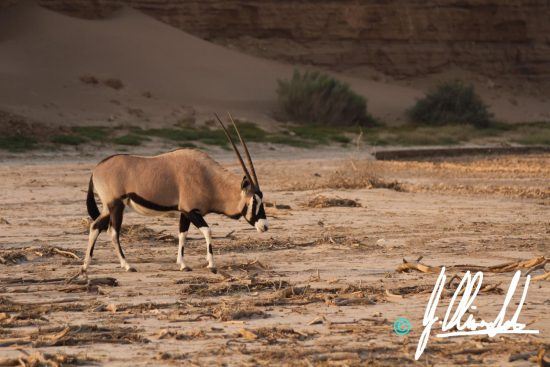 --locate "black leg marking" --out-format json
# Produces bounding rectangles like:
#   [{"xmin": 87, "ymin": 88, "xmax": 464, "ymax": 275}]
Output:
[
  {"xmin": 188, "ymin": 210, "xmax": 215, "ymax": 271},
  {"xmin": 109, "ymin": 200, "xmax": 125, "ymax": 259},
  {"xmin": 108, "ymin": 200, "xmax": 135, "ymax": 271},
  {"xmin": 90, "ymin": 214, "xmax": 109, "ymax": 257},
  {"xmin": 92, "ymin": 215, "xmax": 110, "ymax": 231},
  {"xmin": 179, "ymin": 214, "xmax": 190, "ymax": 259},
  {"xmin": 179, "ymin": 213, "xmax": 191, "ymax": 232},
  {"xmin": 178, "ymin": 214, "xmax": 192, "ymax": 271},
  {"xmin": 83, "ymin": 213, "xmax": 110, "ymax": 271},
  {"xmin": 188, "ymin": 210, "xmax": 208, "ymax": 228}
]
